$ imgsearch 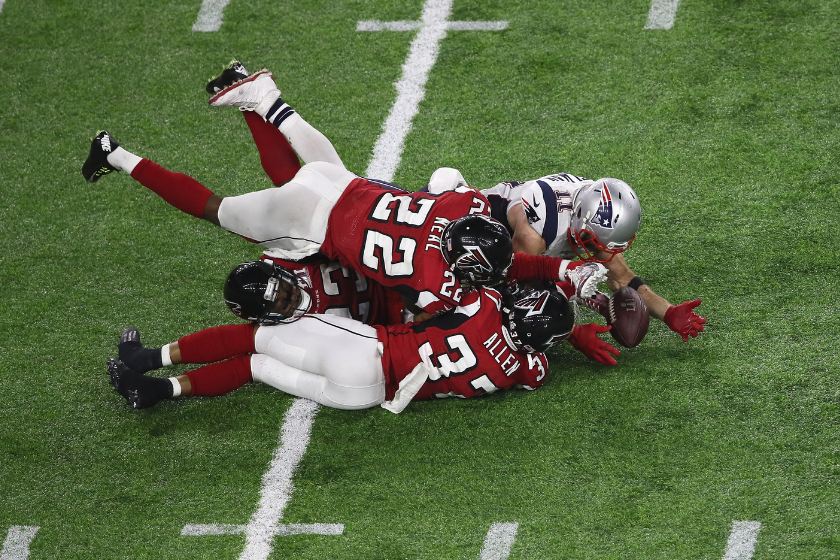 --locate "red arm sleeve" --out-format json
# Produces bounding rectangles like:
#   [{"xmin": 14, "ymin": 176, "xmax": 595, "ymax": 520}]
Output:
[{"xmin": 509, "ymin": 253, "xmax": 566, "ymax": 282}]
